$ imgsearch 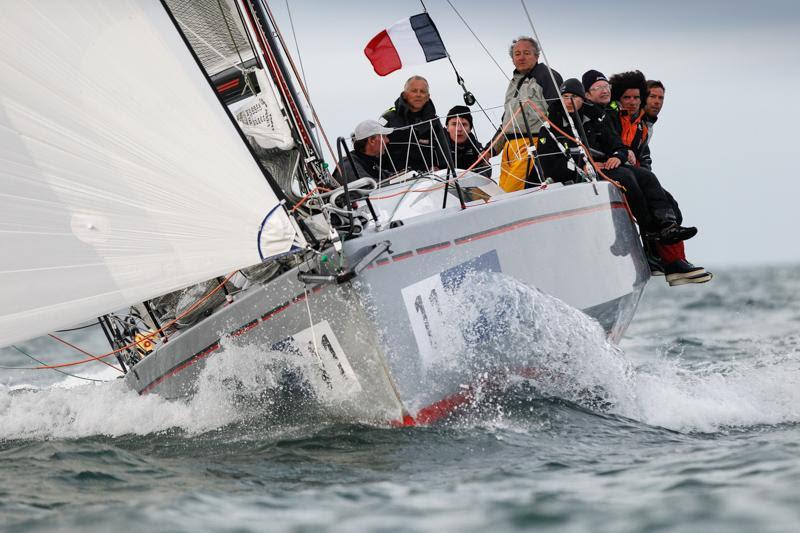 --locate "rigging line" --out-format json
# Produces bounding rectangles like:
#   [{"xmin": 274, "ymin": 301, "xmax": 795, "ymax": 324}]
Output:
[
  {"xmin": 55, "ymin": 322, "xmax": 101, "ymax": 333},
  {"xmin": 445, "ymin": 0, "xmax": 509, "ymax": 81},
  {"xmin": 216, "ymin": 0, "xmax": 247, "ymax": 67},
  {"xmin": 11, "ymin": 345, "xmax": 107, "ymax": 382},
  {"xmin": 176, "ymin": 18, "xmax": 247, "ymax": 74},
  {"xmin": 290, "ymin": 186, "xmax": 332, "ymax": 213},
  {"xmin": 216, "ymin": 0, "xmax": 256, "ymax": 95},
  {"xmin": 519, "ymin": 0, "xmax": 592, "ymax": 178},
  {"xmin": 283, "ymin": 1, "xmax": 310, "ymax": 102},
  {"xmin": 442, "ymin": 48, "xmax": 499, "ymax": 131},
  {"xmin": 283, "ymin": 0, "xmax": 320, "ymax": 150},
  {"xmin": 48, "ymin": 334, "xmax": 123, "ymax": 373},
  {"xmin": 523, "ymin": 99, "xmax": 625, "ymax": 192},
  {"xmin": 302, "ymin": 285, "xmax": 322, "ymax": 370},
  {"xmin": 261, "ymin": 2, "xmax": 337, "ymax": 168},
  {"xmin": 386, "ymin": 104, "xmax": 505, "ymax": 134},
  {"xmin": 421, "ymin": 2, "xmax": 500, "ymax": 134},
  {"xmin": 233, "ymin": 0, "xmax": 259, "ymax": 61},
  {"xmin": 33, "ymin": 271, "xmax": 239, "ymax": 370}
]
